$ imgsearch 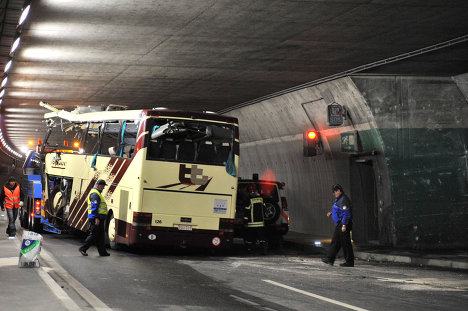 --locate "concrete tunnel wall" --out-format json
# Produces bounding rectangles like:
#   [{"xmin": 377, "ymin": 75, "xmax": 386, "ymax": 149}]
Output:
[{"xmin": 225, "ymin": 74, "xmax": 468, "ymax": 249}]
